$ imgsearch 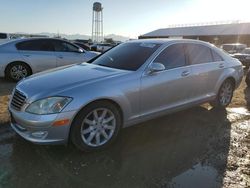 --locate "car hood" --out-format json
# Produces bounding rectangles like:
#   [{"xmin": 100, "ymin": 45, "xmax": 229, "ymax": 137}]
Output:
[{"xmin": 16, "ymin": 63, "xmax": 129, "ymax": 101}]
